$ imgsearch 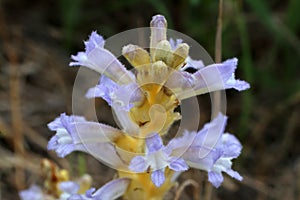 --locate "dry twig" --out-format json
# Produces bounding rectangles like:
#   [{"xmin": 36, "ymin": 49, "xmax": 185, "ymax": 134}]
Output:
[
  {"xmin": 174, "ymin": 179, "xmax": 200, "ymax": 200},
  {"xmin": 0, "ymin": 7, "xmax": 26, "ymax": 190}
]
